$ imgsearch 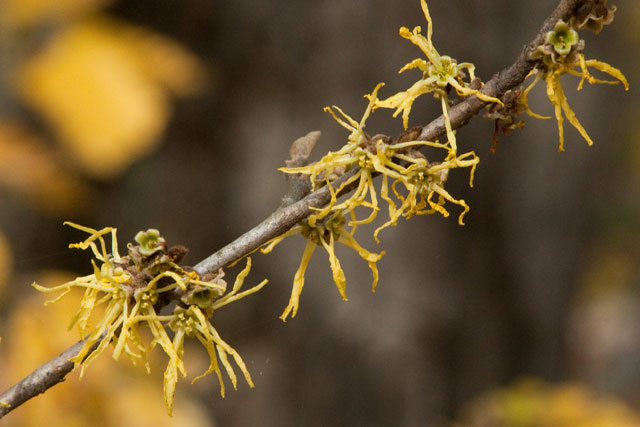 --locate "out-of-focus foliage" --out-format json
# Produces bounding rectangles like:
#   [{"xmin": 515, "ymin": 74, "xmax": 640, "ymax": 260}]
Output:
[
  {"xmin": 455, "ymin": 378, "xmax": 640, "ymax": 427},
  {"xmin": 0, "ymin": 232, "xmax": 11, "ymax": 296},
  {"xmin": 1, "ymin": 0, "xmax": 112, "ymax": 29},
  {"xmin": 0, "ymin": 272, "xmax": 214, "ymax": 427},
  {"xmin": 17, "ymin": 18, "xmax": 204, "ymax": 179},
  {"xmin": 0, "ymin": 121, "xmax": 89, "ymax": 214},
  {"xmin": 0, "ymin": 0, "xmax": 204, "ymax": 186}
]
